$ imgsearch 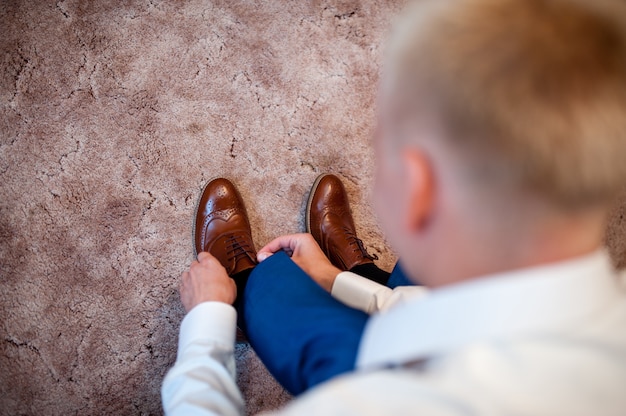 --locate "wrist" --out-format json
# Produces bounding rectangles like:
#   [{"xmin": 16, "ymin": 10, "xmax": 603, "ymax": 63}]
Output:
[{"xmin": 319, "ymin": 264, "xmax": 342, "ymax": 292}]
